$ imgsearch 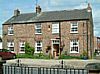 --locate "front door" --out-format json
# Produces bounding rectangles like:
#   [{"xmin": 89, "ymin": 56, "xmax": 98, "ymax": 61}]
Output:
[
  {"xmin": 53, "ymin": 44, "xmax": 59, "ymax": 56},
  {"xmin": 52, "ymin": 39, "xmax": 60, "ymax": 57}
]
